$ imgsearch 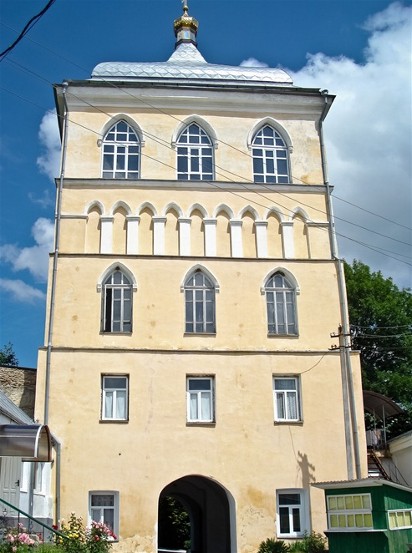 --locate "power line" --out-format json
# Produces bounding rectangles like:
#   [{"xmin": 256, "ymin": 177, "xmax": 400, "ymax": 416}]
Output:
[
  {"xmin": 0, "ymin": 0, "xmax": 57, "ymax": 62},
  {"xmin": 2, "ymin": 25, "xmax": 410, "ymax": 241},
  {"xmin": 2, "ymin": 58, "xmax": 411, "ymax": 267}
]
